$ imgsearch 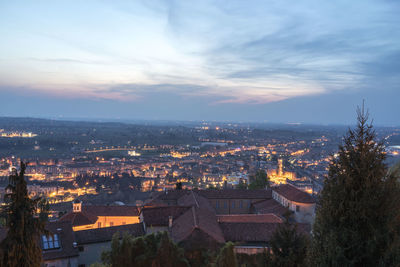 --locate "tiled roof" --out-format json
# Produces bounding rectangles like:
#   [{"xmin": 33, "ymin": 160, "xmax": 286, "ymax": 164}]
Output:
[
  {"xmin": 0, "ymin": 221, "xmax": 79, "ymax": 261},
  {"xmin": 154, "ymin": 189, "xmax": 272, "ymax": 202},
  {"xmin": 156, "ymin": 190, "xmax": 188, "ymax": 201},
  {"xmin": 59, "ymin": 205, "xmax": 140, "ymax": 227},
  {"xmin": 177, "ymin": 191, "xmax": 215, "ymax": 211},
  {"xmin": 42, "ymin": 221, "xmax": 79, "ymax": 261},
  {"xmin": 141, "ymin": 206, "xmax": 190, "ymax": 226},
  {"xmin": 59, "ymin": 211, "xmax": 98, "ymax": 227},
  {"xmin": 83, "ymin": 205, "xmax": 140, "ymax": 217},
  {"xmin": 75, "ymin": 223, "xmax": 145, "ymax": 245},
  {"xmin": 171, "ymin": 192, "xmax": 225, "ymax": 244},
  {"xmin": 217, "ymin": 214, "xmax": 283, "ymax": 223},
  {"xmin": 143, "ymin": 198, "xmax": 169, "ymax": 207},
  {"xmin": 273, "ymin": 184, "xmax": 315, "ymax": 203},
  {"xmin": 197, "ymin": 189, "xmax": 272, "ymax": 199},
  {"xmin": 252, "ymin": 199, "xmax": 288, "ymax": 216},
  {"xmin": 171, "ymin": 206, "xmax": 225, "ymax": 244},
  {"xmin": 220, "ymin": 222, "xmax": 311, "ymax": 243}
]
